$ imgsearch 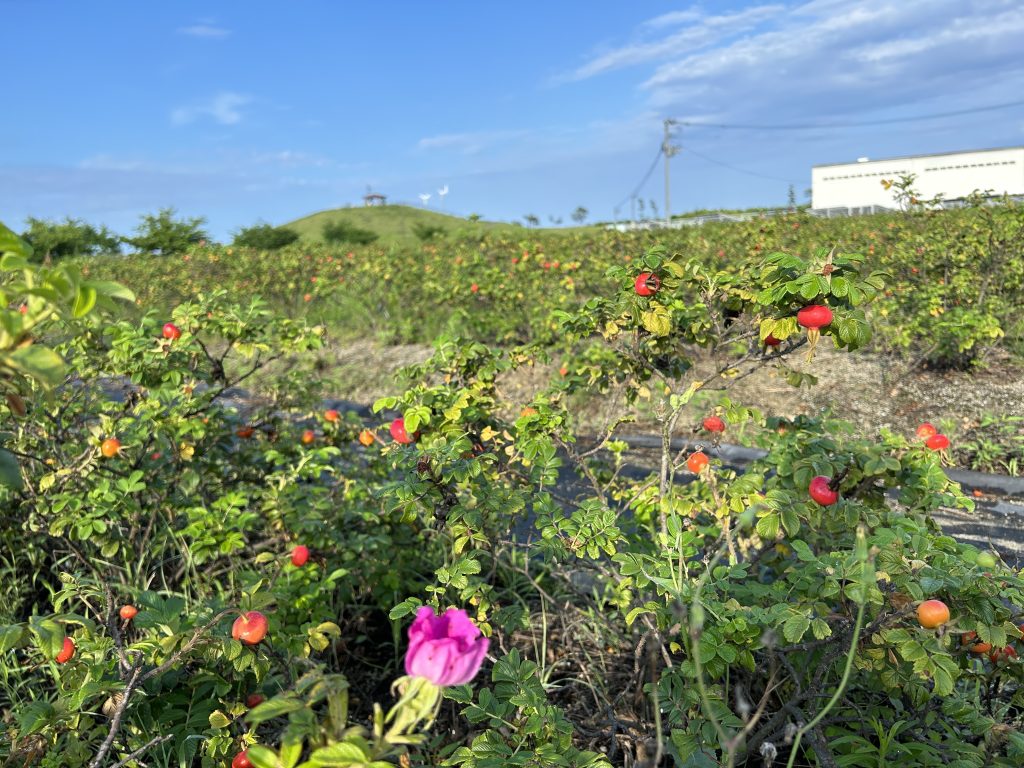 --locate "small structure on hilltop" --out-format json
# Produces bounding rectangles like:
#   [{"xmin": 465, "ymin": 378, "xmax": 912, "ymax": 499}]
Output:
[{"xmin": 363, "ymin": 192, "xmax": 387, "ymax": 207}]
